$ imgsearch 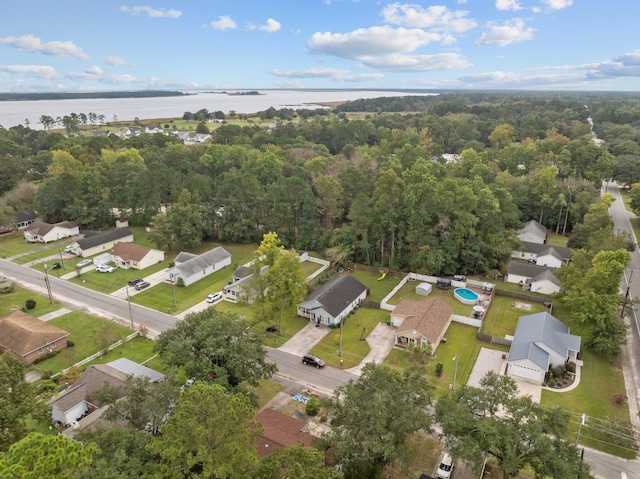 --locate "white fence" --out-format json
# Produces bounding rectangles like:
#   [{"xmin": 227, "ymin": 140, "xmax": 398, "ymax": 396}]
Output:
[
  {"xmin": 305, "ymin": 255, "xmax": 331, "ymax": 283},
  {"xmin": 51, "ymin": 331, "xmax": 140, "ymax": 379}
]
